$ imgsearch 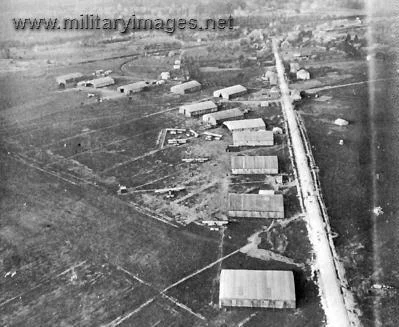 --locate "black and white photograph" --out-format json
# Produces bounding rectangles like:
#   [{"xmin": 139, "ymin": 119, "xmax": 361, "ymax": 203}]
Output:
[{"xmin": 0, "ymin": 0, "xmax": 398, "ymax": 326}]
